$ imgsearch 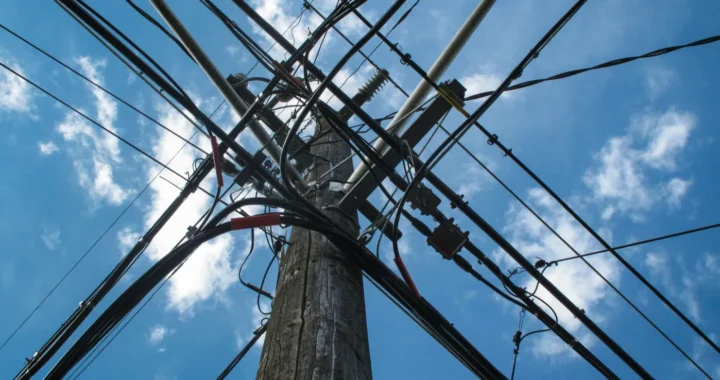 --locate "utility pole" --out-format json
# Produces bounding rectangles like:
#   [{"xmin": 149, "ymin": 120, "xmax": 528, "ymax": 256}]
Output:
[{"xmin": 257, "ymin": 72, "xmax": 388, "ymax": 380}]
